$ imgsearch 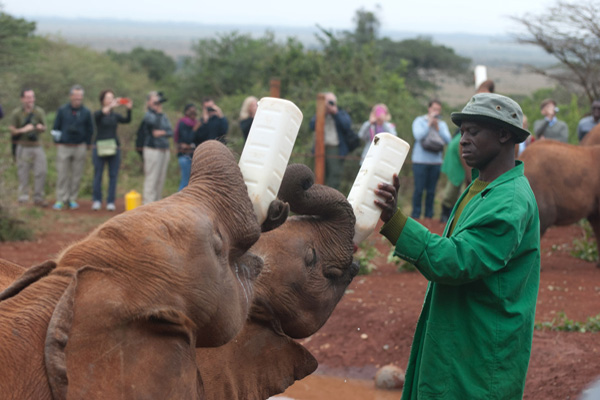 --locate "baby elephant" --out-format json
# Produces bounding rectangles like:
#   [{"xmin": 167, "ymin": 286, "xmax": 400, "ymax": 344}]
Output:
[{"xmin": 521, "ymin": 140, "xmax": 600, "ymax": 267}]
